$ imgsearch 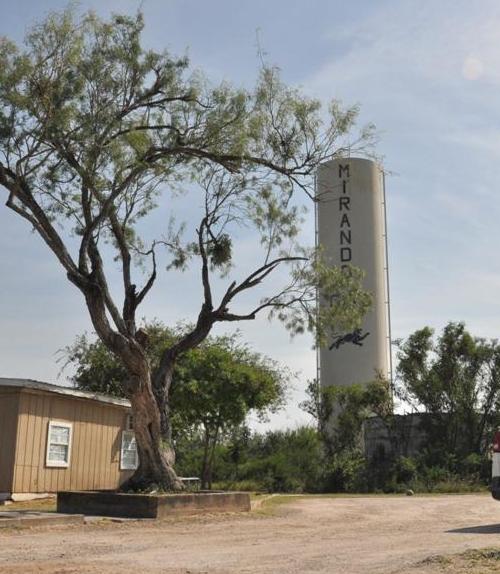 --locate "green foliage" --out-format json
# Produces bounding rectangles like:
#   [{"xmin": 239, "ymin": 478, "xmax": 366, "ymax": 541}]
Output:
[
  {"xmin": 63, "ymin": 322, "xmax": 287, "ymax": 487},
  {"xmin": 175, "ymin": 423, "xmax": 489, "ymax": 495},
  {"xmin": 394, "ymin": 456, "xmax": 418, "ymax": 483},
  {"xmin": 171, "ymin": 337, "xmax": 286, "ymax": 433},
  {"xmin": 329, "ymin": 379, "xmax": 393, "ymax": 452},
  {"xmin": 0, "ymin": 7, "xmax": 374, "ymax": 345},
  {"xmin": 298, "ymin": 377, "xmax": 394, "ymax": 492},
  {"xmin": 247, "ymin": 427, "xmax": 324, "ymax": 493},
  {"xmin": 321, "ymin": 449, "xmax": 366, "ymax": 493},
  {"xmin": 196, "ymin": 426, "xmax": 325, "ymax": 493},
  {"xmin": 1, "ymin": 7, "xmax": 376, "ymax": 488},
  {"xmin": 62, "ymin": 320, "xmax": 177, "ymax": 397},
  {"xmin": 296, "ymin": 338, "xmax": 495, "ymax": 494},
  {"xmin": 301, "ymin": 376, "xmax": 392, "ymax": 452},
  {"xmin": 63, "ymin": 335, "xmax": 126, "ymax": 397},
  {"xmin": 356, "ymin": 321, "xmax": 500, "ymax": 494},
  {"xmin": 172, "ymin": 334, "xmax": 287, "ymax": 488},
  {"xmin": 313, "ymin": 262, "xmax": 373, "ymax": 346},
  {"xmin": 396, "ymin": 322, "xmax": 500, "ymax": 463}
]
